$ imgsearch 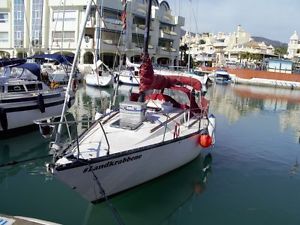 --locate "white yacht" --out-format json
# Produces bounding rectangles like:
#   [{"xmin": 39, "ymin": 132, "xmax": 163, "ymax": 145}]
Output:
[{"xmin": 0, "ymin": 62, "xmax": 75, "ymax": 136}]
